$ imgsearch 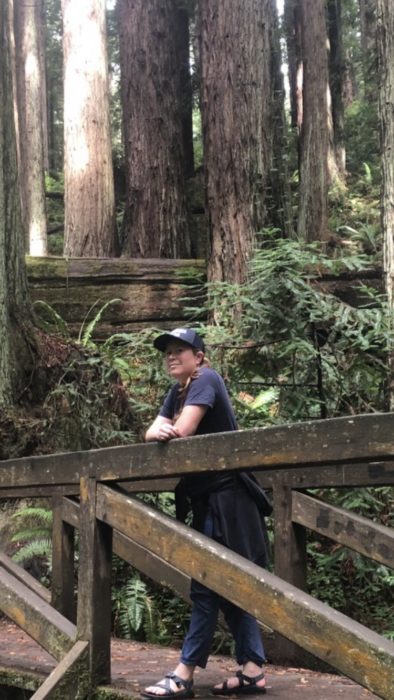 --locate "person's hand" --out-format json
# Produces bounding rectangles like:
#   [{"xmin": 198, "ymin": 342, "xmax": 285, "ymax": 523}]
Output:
[{"xmin": 156, "ymin": 423, "xmax": 180, "ymax": 441}]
